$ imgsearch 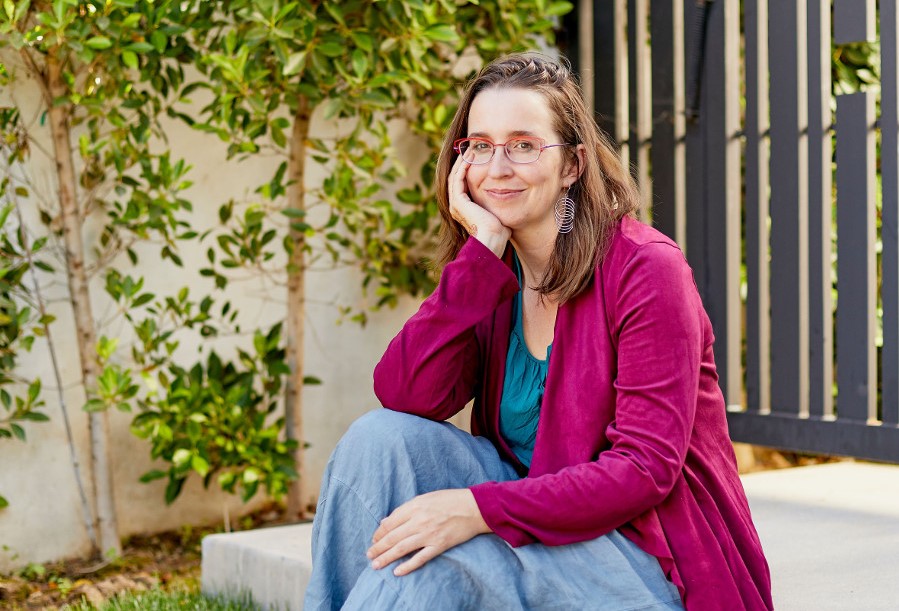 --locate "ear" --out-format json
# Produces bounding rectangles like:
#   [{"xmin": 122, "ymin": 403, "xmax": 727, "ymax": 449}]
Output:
[{"xmin": 562, "ymin": 143, "xmax": 586, "ymax": 185}]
